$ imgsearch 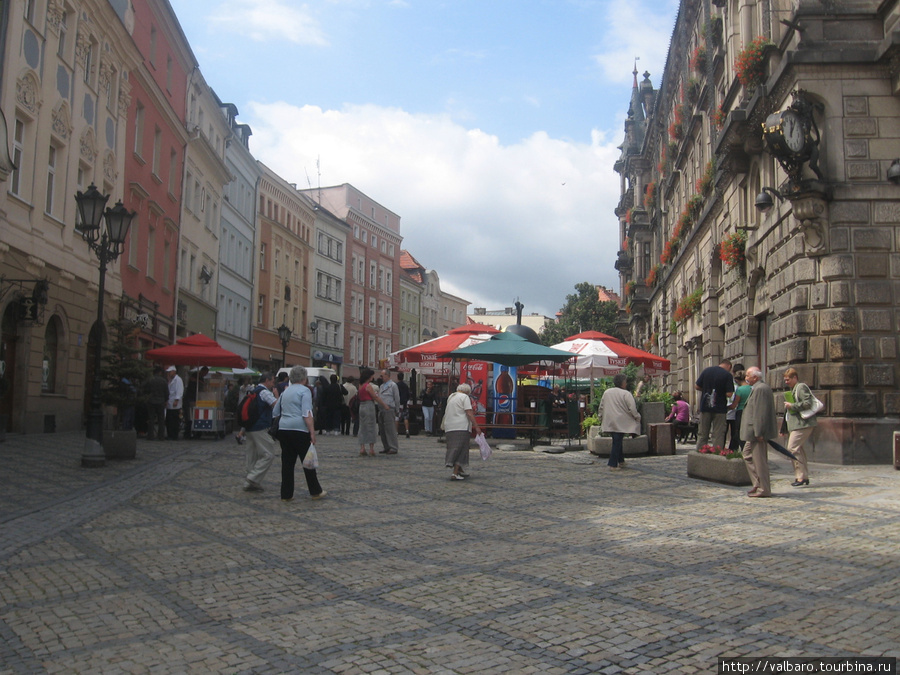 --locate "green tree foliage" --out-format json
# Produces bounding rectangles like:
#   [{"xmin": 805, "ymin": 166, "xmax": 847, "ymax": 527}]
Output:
[
  {"xmin": 100, "ymin": 319, "xmax": 153, "ymax": 410},
  {"xmin": 540, "ymin": 282, "xmax": 620, "ymax": 347}
]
